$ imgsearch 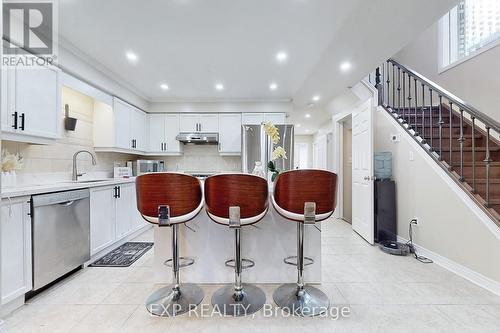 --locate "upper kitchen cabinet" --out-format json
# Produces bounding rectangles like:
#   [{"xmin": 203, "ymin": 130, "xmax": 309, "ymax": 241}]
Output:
[
  {"xmin": 148, "ymin": 114, "xmax": 182, "ymax": 155},
  {"xmin": 180, "ymin": 114, "xmax": 218, "ymax": 132},
  {"xmin": 218, "ymin": 114, "xmax": 242, "ymax": 155},
  {"xmin": 1, "ymin": 66, "xmax": 61, "ymax": 144},
  {"xmin": 94, "ymin": 97, "xmax": 147, "ymax": 153},
  {"xmin": 242, "ymin": 113, "xmax": 286, "ymax": 125}
]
